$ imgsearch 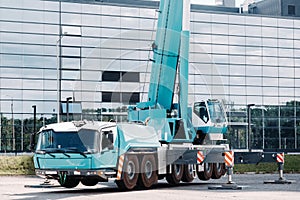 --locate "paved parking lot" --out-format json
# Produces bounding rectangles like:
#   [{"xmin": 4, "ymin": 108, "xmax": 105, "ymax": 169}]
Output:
[{"xmin": 0, "ymin": 174, "xmax": 299, "ymax": 200}]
